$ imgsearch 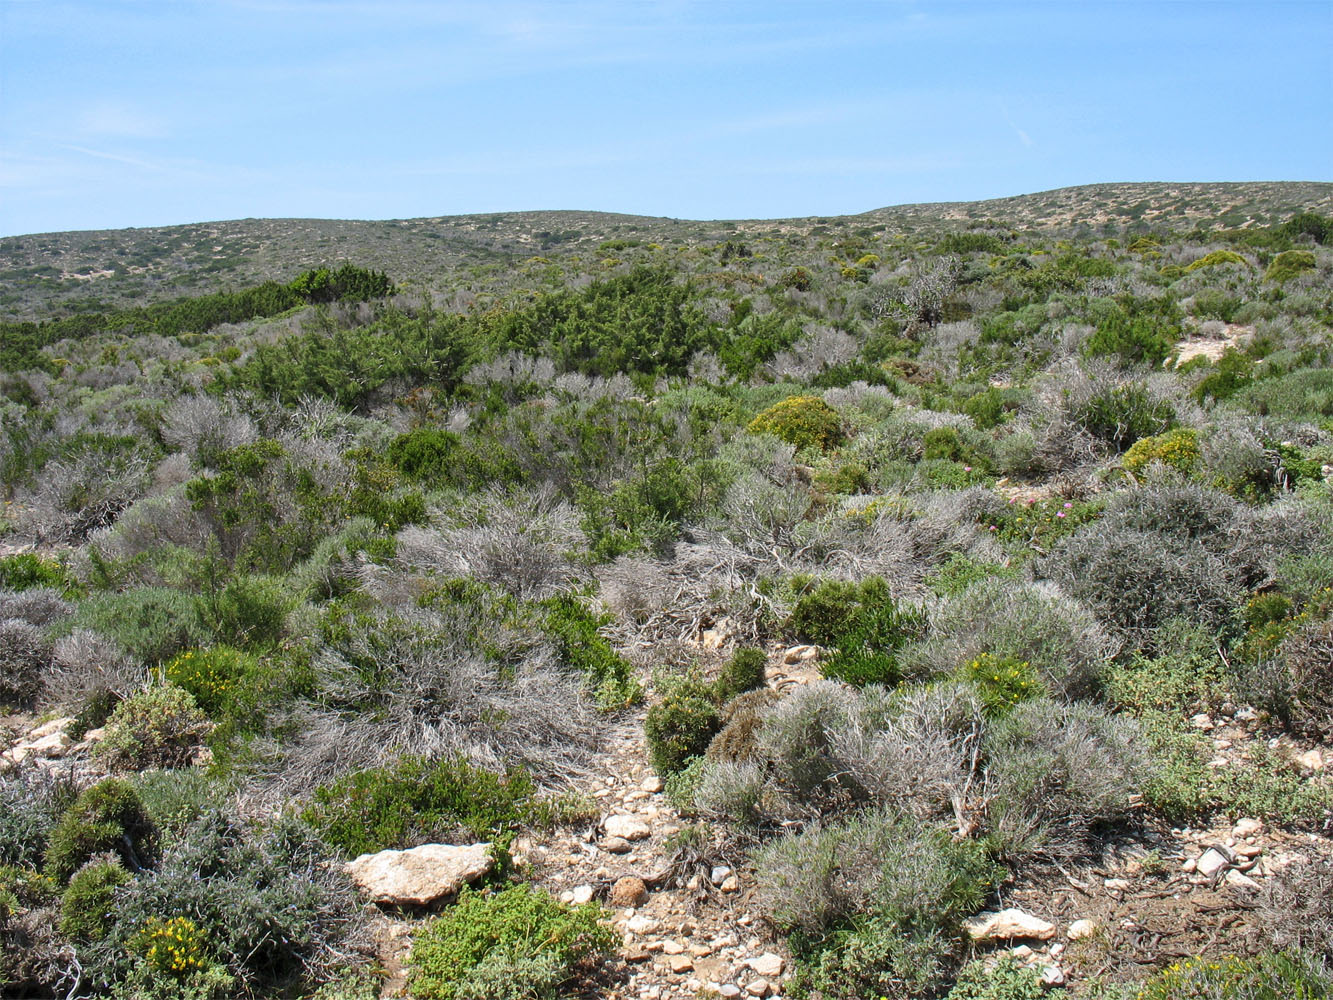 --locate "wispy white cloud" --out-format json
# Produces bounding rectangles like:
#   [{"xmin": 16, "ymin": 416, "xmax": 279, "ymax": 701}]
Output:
[
  {"xmin": 1000, "ymin": 104, "xmax": 1033, "ymax": 148},
  {"xmin": 58, "ymin": 144, "xmax": 170, "ymax": 171},
  {"xmin": 75, "ymin": 101, "xmax": 169, "ymax": 139}
]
